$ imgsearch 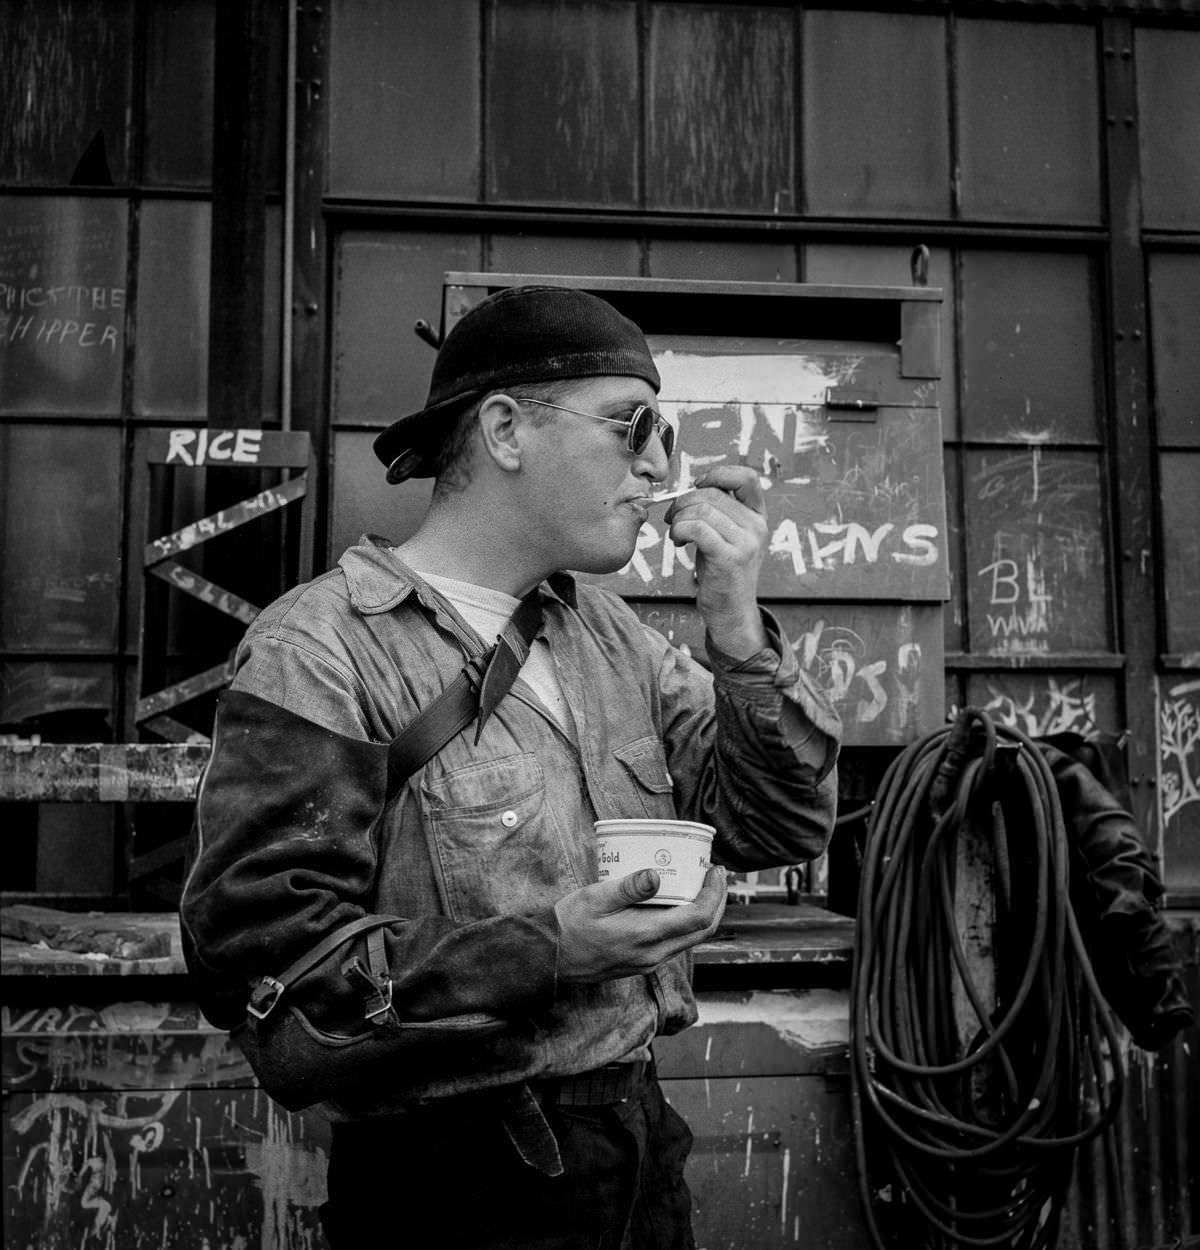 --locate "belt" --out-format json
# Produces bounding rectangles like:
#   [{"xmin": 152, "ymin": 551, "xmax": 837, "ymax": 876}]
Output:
[
  {"xmin": 531, "ymin": 1060, "xmax": 650, "ymax": 1107},
  {"xmin": 333, "ymin": 1062, "xmax": 652, "ymax": 1179}
]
